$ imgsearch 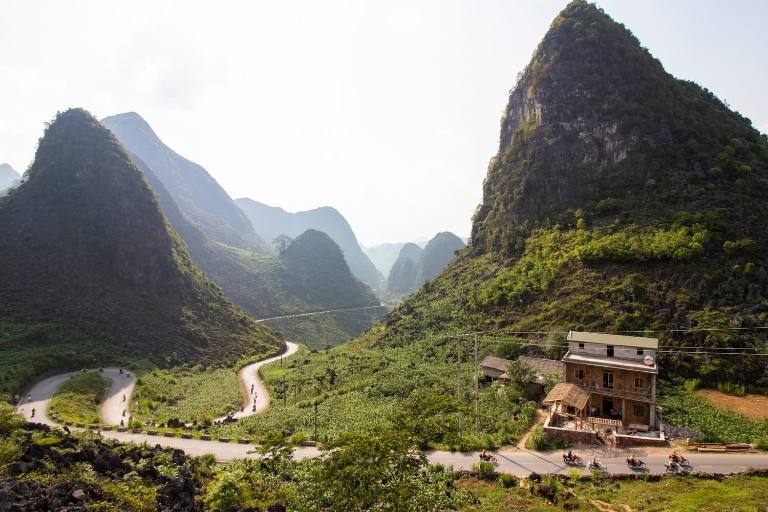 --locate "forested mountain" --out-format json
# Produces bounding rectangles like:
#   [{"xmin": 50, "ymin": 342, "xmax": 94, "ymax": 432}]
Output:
[
  {"xmin": 384, "ymin": 234, "xmax": 463, "ymax": 300},
  {"xmin": 377, "ymin": 0, "xmax": 768, "ymax": 385},
  {"xmin": 0, "ymin": 109, "xmax": 281, "ymax": 396},
  {"xmin": 100, "ymin": 112, "xmax": 271, "ymax": 254},
  {"xmin": 0, "ymin": 163, "xmax": 21, "ymax": 194},
  {"xmin": 235, "ymin": 198, "xmax": 383, "ymax": 293},
  {"xmin": 98, "ymin": 114, "xmax": 381, "ymax": 346}
]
